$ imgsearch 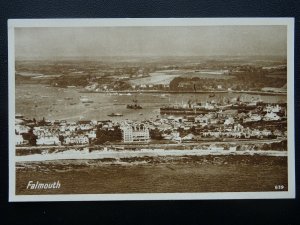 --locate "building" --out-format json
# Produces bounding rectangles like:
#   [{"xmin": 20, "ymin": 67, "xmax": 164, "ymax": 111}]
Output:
[
  {"xmin": 15, "ymin": 124, "xmax": 30, "ymax": 134},
  {"xmin": 195, "ymin": 115, "xmax": 209, "ymax": 126},
  {"xmin": 243, "ymin": 114, "xmax": 261, "ymax": 123},
  {"xmin": 264, "ymin": 104, "xmax": 282, "ymax": 113},
  {"xmin": 182, "ymin": 133, "xmax": 195, "ymax": 141},
  {"xmin": 15, "ymin": 134, "xmax": 24, "ymax": 145},
  {"xmin": 36, "ymin": 135, "xmax": 60, "ymax": 145},
  {"xmin": 87, "ymin": 129, "xmax": 97, "ymax": 139},
  {"xmin": 64, "ymin": 135, "xmax": 89, "ymax": 145},
  {"xmin": 224, "ymin": 117, "xmax": 234, "ymax": 125},
  {"xmin": 263, "ymin": 112, "xmax": 281, "ymax": 121},
  {"xmin": 121, "ymin": 124, "xmax": 150, "ymax": 143}
]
